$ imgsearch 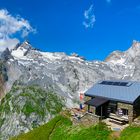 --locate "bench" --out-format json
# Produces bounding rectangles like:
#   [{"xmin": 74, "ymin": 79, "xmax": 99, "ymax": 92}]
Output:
[{"xmin": 109, "ymin": 119, "xmax": 124, "ymax": 125}]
